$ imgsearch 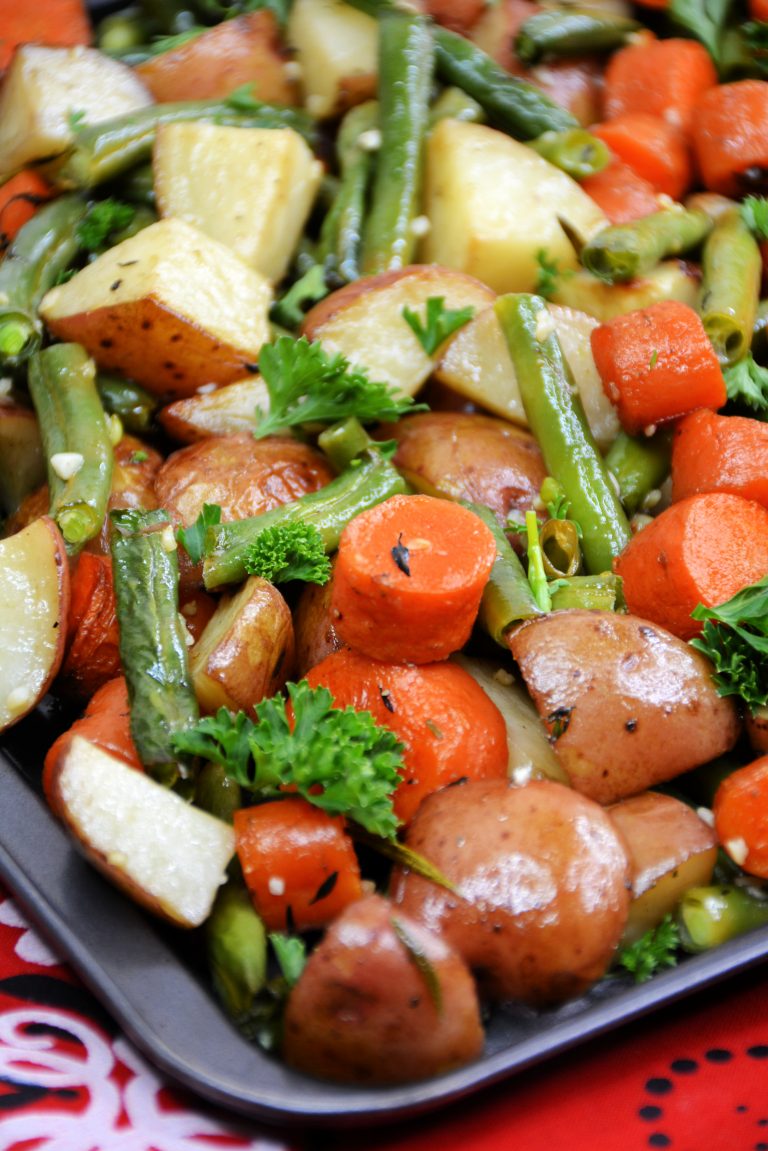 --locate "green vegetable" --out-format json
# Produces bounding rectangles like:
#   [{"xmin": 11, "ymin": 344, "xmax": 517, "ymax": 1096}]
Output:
[
  {"xmin": 253, "ymin": 335, "xmax": 426, "ymax": 438},
  {"xmin": 318, "ymin": 101, "xmax": 379, "ymax": 285},
  {"xmin": 243, "ymin": 521, "xmax": 332, "ymax": 585},
  {"xmin": 528, "ymin": 128, "xmax": 610, "ymax": 181},
  {"xmin": 700, "ymin": 207, "xmax": 761, "ymax": 363},
  {"xmin": 402, "ymin": 296, "xmax": 475, "ymax": 356},
  {"xmin": 468, "ymin": 501, "xmax": 543, "ymax": 644},
  {"xmin": 580, "ymin": 207, "xmax": 713, "ymax": 284},
  {"xmin": 741, "ymin": 194, "xmax": 768, "ymax": 240},
  {"xmin": 171, "ymin": 681, "xmax": 405, "ymax": 840},
  {"xmin": 616, "ymin": 916, "xmax": 680, "ymax": 983},
  {"xmin": 524, "ymin": 509, "xmax": 552, "ymax": 613},
  {"xmin": 96, "ymin": 372, "xmax": 158, "ymax": 435},
  {"xmin": 206, "ymin": 880, "xmax": 267, "ymax": 1023},
  {"xmin": 678, "ymin": 885, "xmax": 768, "ymax": 951},
  {"xmin": 723, "ymin": 352, "xmax": 768, "ymax": 415},
  {"xmin": 269, "ymin": 932, "xmax": 307, "ymax": 987},
  {"xmin": 177, "ymin": 502, "xmax": 222, "ymax": 565},
  {"xmin": 742, "ymin": 21, "xmax": 768, "ymax": 78},
  {"xmin": 270, "ymin": 264, "xmax": 329, "ymax": 330},
  {"xmin": 515, "ymin": 8, "xmax": 640, "ymax": 64},
  {"xmin": 690, "ymin": 574, "xmax": 768, "ymax": 713},
  {"xmin": 534, "ymin": 249, "xmax": 568, "ymax": 299},
  {"xmin": 76, "ymin": 198, "xmax": 136, "ymax": 253},
  {"xmin": 391, "ymin": 916, "xmax": 442, "ymax": 1013},
  {"xmin": 604, "ymin": 429, "xmax": 672, "ymax": 517}
]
